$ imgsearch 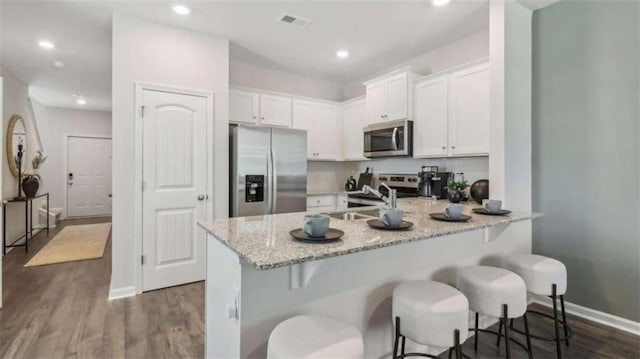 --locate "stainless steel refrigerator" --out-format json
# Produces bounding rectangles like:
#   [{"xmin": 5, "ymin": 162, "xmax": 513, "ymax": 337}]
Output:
[{"xmin": 230, "ymin": 124, "xmax": 307, "ymax": 217}]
